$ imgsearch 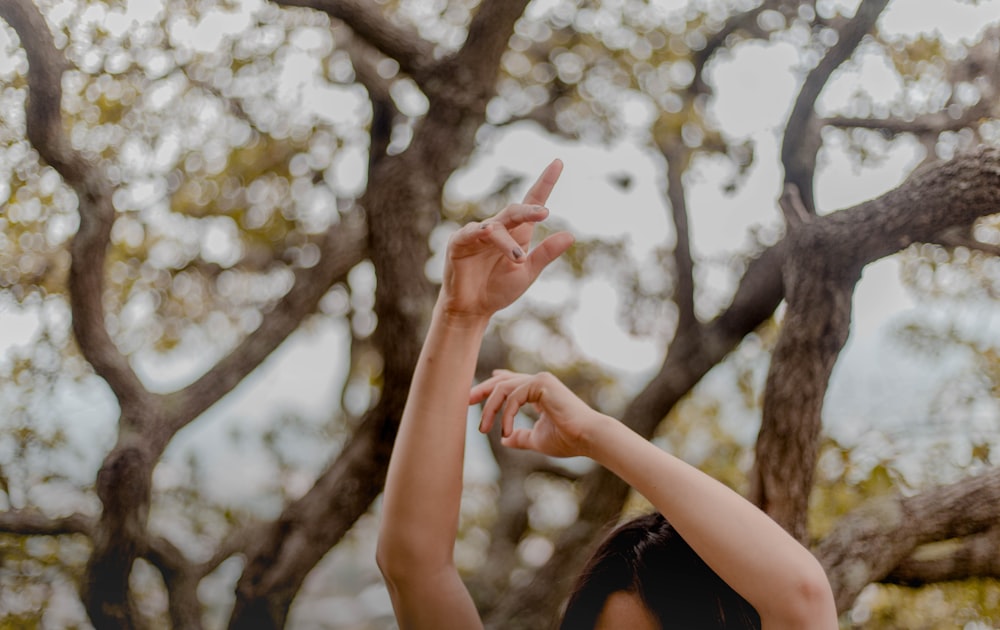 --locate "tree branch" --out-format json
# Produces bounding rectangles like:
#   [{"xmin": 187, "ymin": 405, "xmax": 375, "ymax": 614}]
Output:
[
  {"xmin": 0, "ymin": 509, "xmax": 94, "ymax": 537},
  {"xmin": 269, "ymin": 0, "xmax": 435, "ymax": 86},
  {"xmin": 196, "ymin": 522, "xmax": 266, "ymax": 579},
  {"xmin": 781, "ymin": 0, "xmax": 891, "ymax": 213},
  {"xmin": 166, "ymin": 212, "xmax": 367, "ymax": 445},
  {"xmin": 0, "ymin": 0, "xmax": 150, "ymax": 416},
  {"xmin": 146, "ymin": 536, "xmax": 205, "ymax": 630},
  {"xmin": 690, "ymin": 0, "xmax": 776, "ymax": 96},
  {"xmin": 453, "ymin": 0, "xmax": 531, "ymax": 92},
  {"xmin": 144, "ymin": 519, "xmax": 265, "ymax": 628},
  {"xmin": 227, "ymin": 64, "xmax": 488, "ymax": 623},
  {"xmin": 830, "ymin": 147, "xmax": 1000, "ymax": 259},
  {"xmin": 340, "ymin": 32, "xmax": 397, "ymax": 170},
  {"xmin": 228, "ymin": 402, "xmax": 402, "ymax": 629},
  {"xmin": 883, "ymin": 525, "xmax": 1000, "ymax": 587},
  {"xmin": 818, "ymin": 467, "xmax": 1000, "ymax": 612},
  {"xmin": 823, "ymin": 103, "xmax": 991, "ymax": 139},
  {"xmin": 752, "ymin": 147, "xmax": 1000, "ymax": 540},
  {"xmin": 660, "ymin": 142, "xmax": 698, "ymax": 333},
  {"xmin": 750, "ymin": 240, "xmax": 857, "ymax": 541},
  {"xmin": 779, "ymin": 182, "xmax": 812, "ymax": 226},
  {"xmin": 933, "ymin": 225, "xmax": 1000, "ymax": 257},
  {"xmin": 1, "ymin": 5, "xmax": 163, "ymax": 627}
]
